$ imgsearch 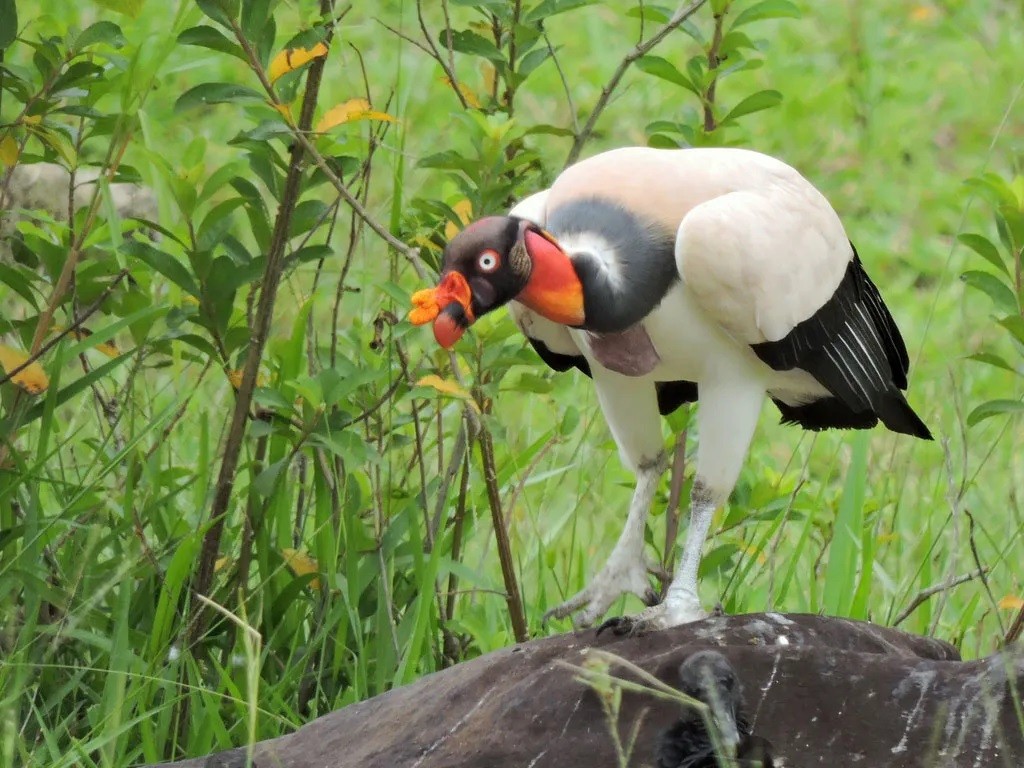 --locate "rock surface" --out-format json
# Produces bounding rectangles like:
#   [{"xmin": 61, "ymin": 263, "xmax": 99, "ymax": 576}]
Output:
[{"xmin": 151, "ymin": 613, "xmax": 1023, "ymax": 768}]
